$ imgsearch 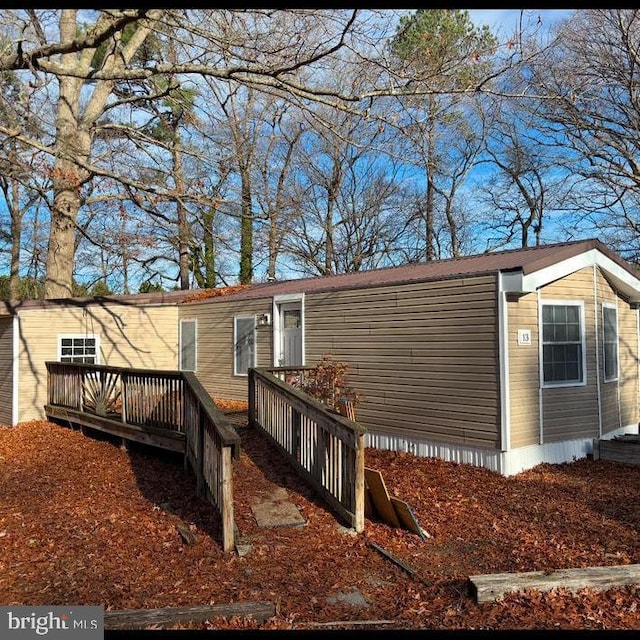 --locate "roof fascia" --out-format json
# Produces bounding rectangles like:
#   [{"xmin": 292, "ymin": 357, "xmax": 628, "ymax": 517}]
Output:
[{"xmin": 508, "ymin": 249, "xmax": 640, "ymax": 302}]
